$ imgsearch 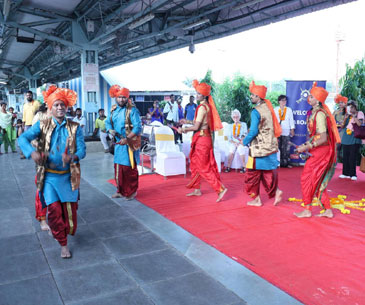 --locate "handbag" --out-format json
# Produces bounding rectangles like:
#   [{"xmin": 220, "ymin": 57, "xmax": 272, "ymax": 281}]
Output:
[
  {"xmin": 352, "ymin": 123, "xmax": 365, "ymax": 139},
  {"xmin": 360, "ymin": 155, "xmax": 365, "ymax": 173}
]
